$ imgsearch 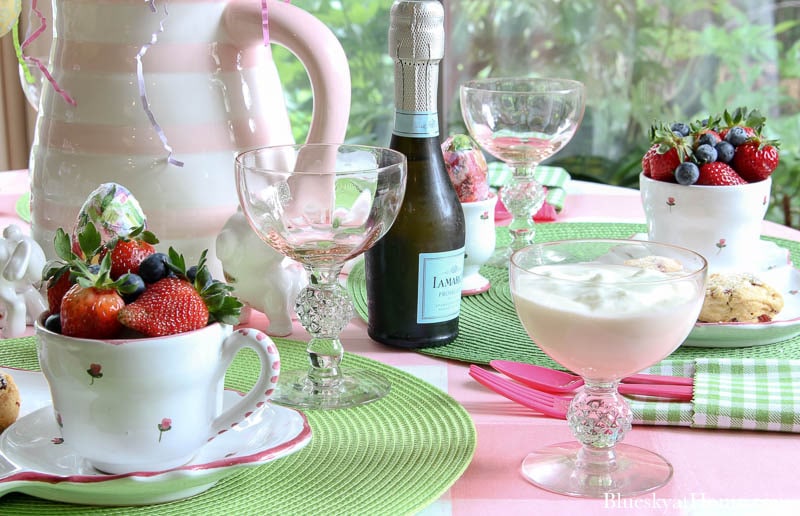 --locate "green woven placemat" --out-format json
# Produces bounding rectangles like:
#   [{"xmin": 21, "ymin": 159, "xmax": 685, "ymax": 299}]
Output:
[
  {"xmin": 0, "ymin": 337, "xmax": 476, "ymax": 515},
  {"xmin": 348, "ymin": 221, "xmax": 800, "ymax": 367}
]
